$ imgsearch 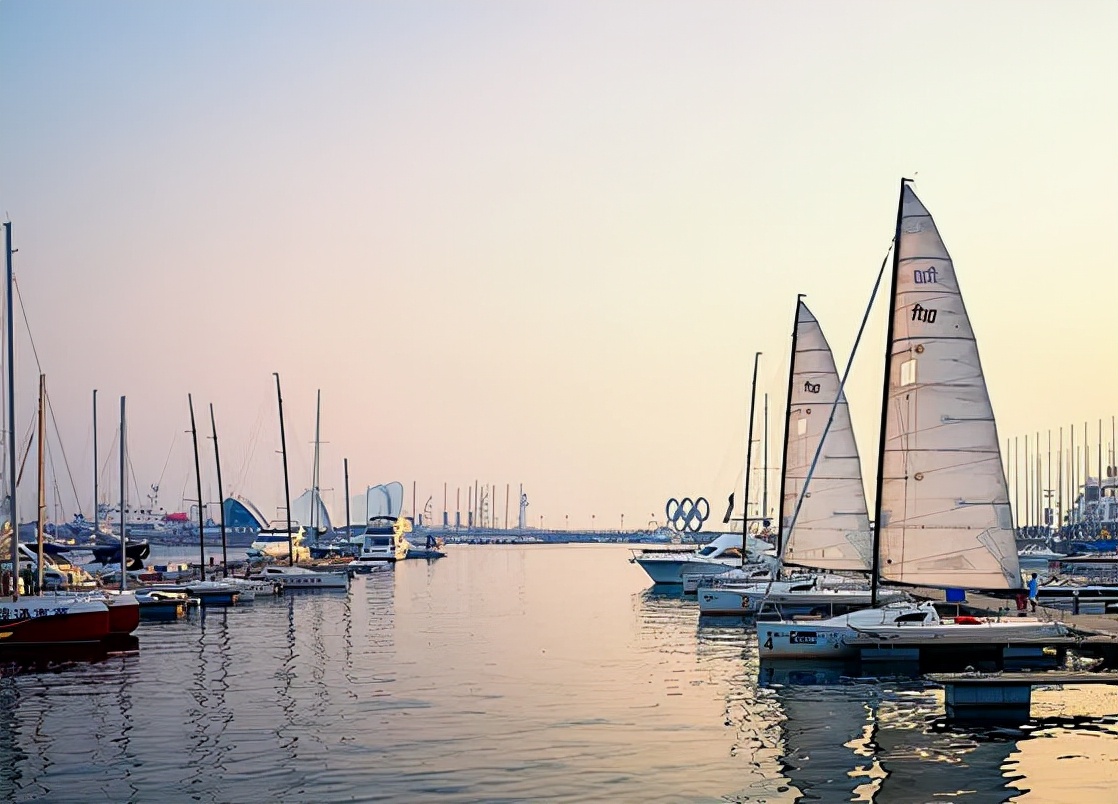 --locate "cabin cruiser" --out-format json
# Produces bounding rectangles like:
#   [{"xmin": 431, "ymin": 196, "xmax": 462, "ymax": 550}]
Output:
[
  {"xmin": 254, "ymin": 564, "xmax": 350, "ymax": 590},
  {"xmin": 630, "ymin": 532, "xmax": 776, "ymax": 585}
]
